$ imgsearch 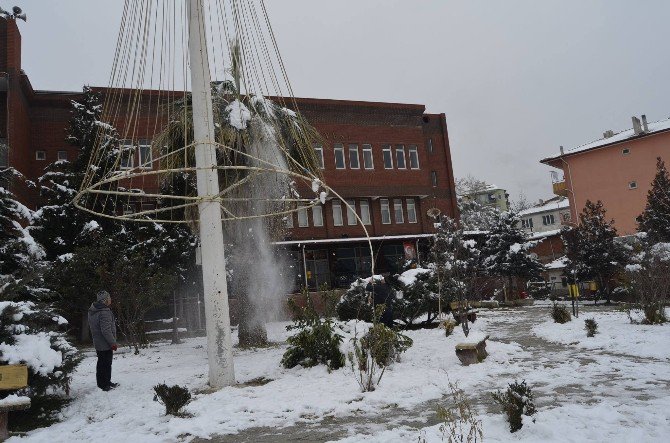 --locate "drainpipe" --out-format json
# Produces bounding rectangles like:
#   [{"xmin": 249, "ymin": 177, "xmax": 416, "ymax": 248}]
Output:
[{"xmin": 301, "ymin": 244, "xmax": 308, "ymax": 290}]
